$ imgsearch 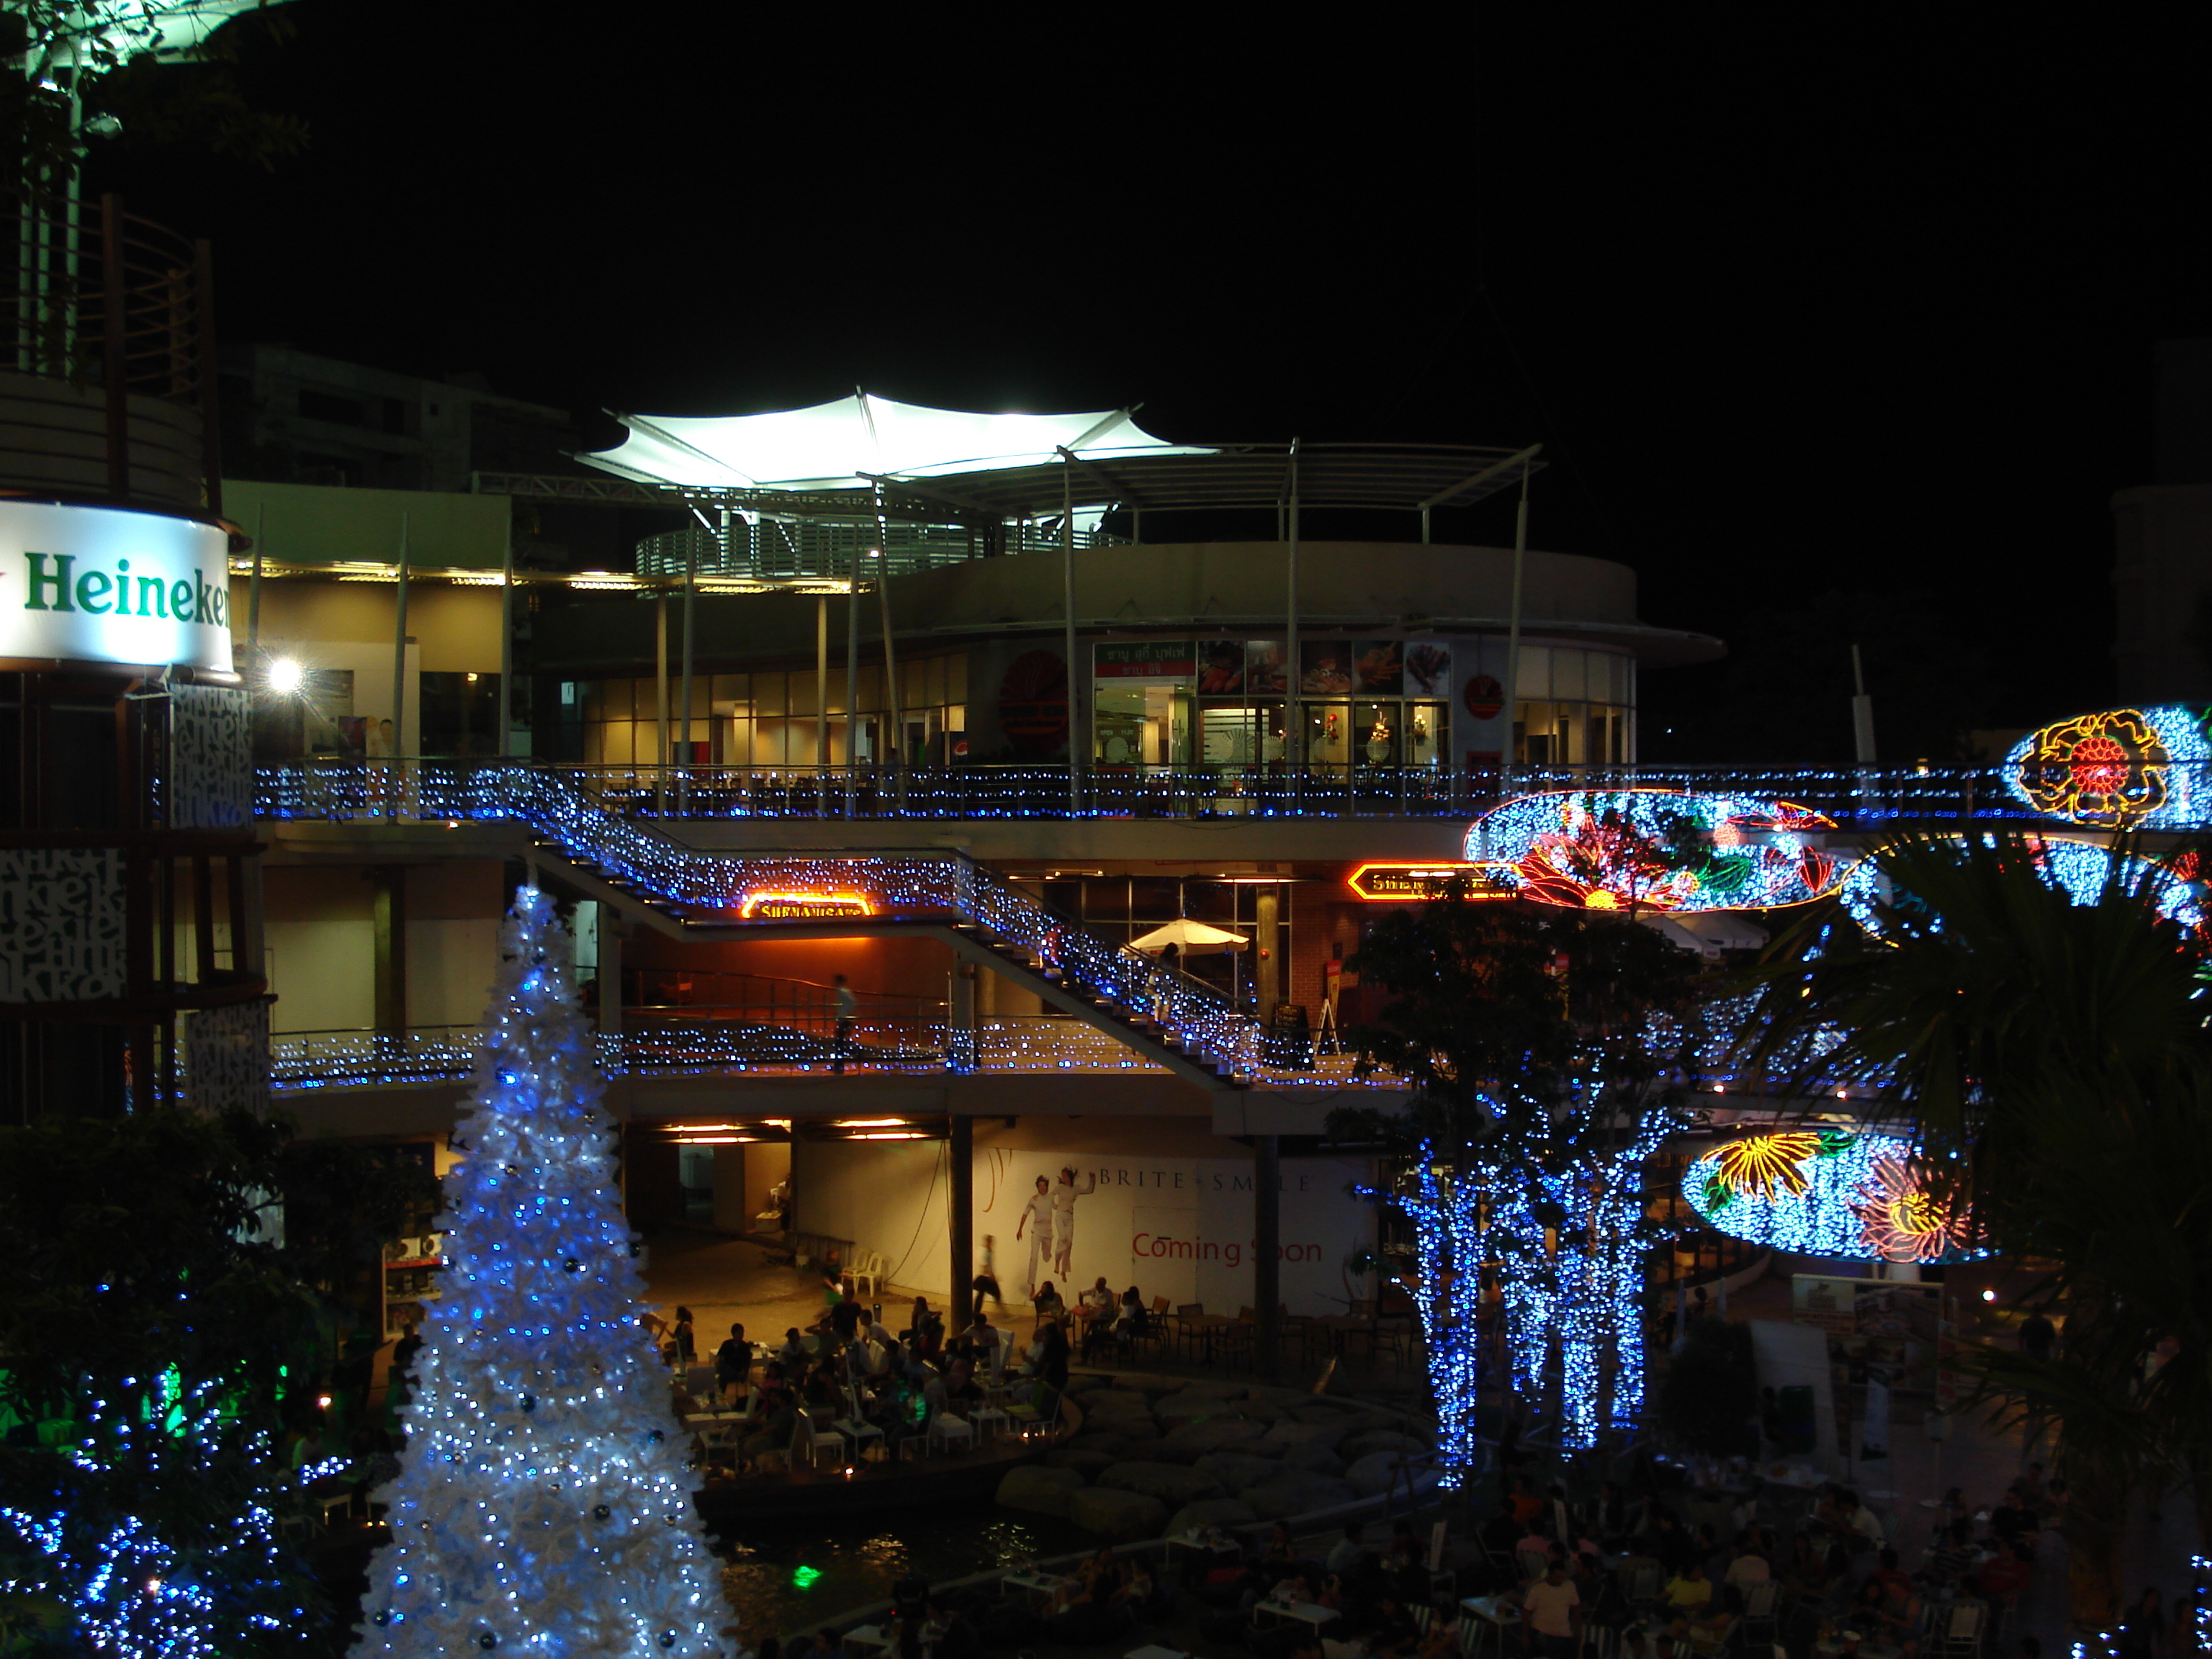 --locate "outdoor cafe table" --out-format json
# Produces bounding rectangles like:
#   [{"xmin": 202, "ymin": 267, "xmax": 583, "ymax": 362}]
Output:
[
  {"xmin": 1254, "ymin": 1601, "xmax": 1339, "ymax": 1634},
  {"xmin": 1004, "ymin": 1571, "xmax": 1066, "ymax": 1606},
  {"xmin": 1460, "ymin": 1595, "xmax": 1521, "ymax": 1659}
]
